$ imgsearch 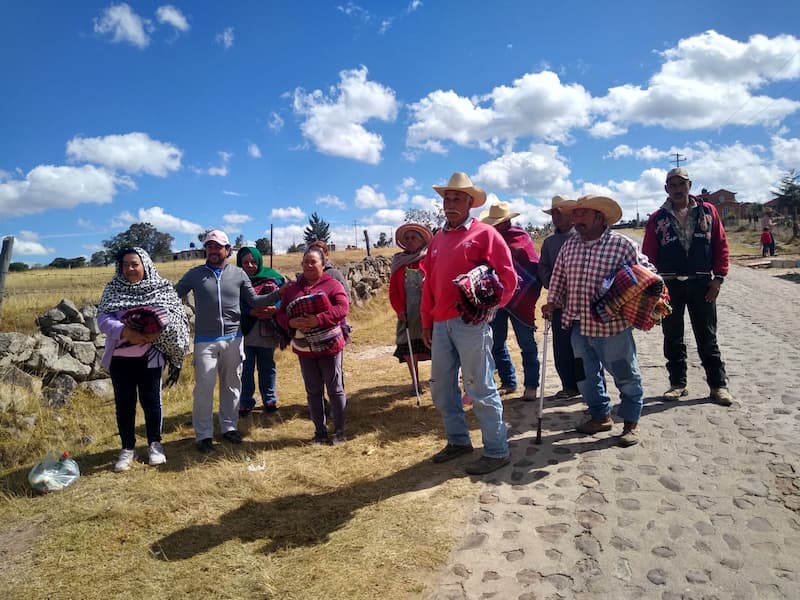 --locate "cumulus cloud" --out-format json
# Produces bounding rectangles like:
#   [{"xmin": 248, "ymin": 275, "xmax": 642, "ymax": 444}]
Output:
[
  {"xmin": 474, "ymin": 144, "xmax": 573, "ymax": 198},
  {"xmin": 372, "ymin": 208, "xmax": 405, "ymax": 222},
  {"xmin": 94, "ymin": 3, "xmax": 151, "ymax": 48},
  {"xmin": 605, "ymin": 144, "xmax": 669, "ymax": 161},
  {"xmin": 354, "ymin": 184, "xmax": 388, "ymax": 208},
  {"xmin": 137, "ymin": 206, "xmax": 204, "ymax": 234},
  {"xmin": 317, "ymin": 194, "xmax": 346, "ymax": 210},
  {"xmin": 66, "ymin": 132, "xmax": 182, "ymax": 177},
  {"xmin": 271, "ymin": 206, "xmax": 306, "ymax": 220},
  {"xmin": 407, "ymin": 71, "xmax": 592, "ymax": 153},
  {"xmin": 771, "ymin": 136, "xmax": 800, "ymax": 170},
  {"xmin": 593, "ymin": 31, "xmax": 800, "ymax": 134},
  {"xmin": 0, "ymin": 165, "xmax": 127, "ymax": 218},
  {"xmin": 247, "ymin": 143, "xmax": 261, "ymax": 158},
  {"xmin": 223, "ymin": 213, "xmax": 252, "ymax": 226},
  {"xmin": 408, "ymin": 1, "xmax": 422, "ymax": 12},
  {"xmin": 155, "ymin": 5, "xmax": 189, "ymax": 32},
  {"xmin": 216, "ymin": 27, "xmax": 234, "ymax": 49},
  {"xmin": 9, "ymin": 235, "xmax": 54, "ymax": 257},
  {"xmin": 293, "ymin": 66, "xmax": 398, "ymax": 164},
  {"xmin": 207, "ymin": 151, "xmax": 232, "ymax": 176}
]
